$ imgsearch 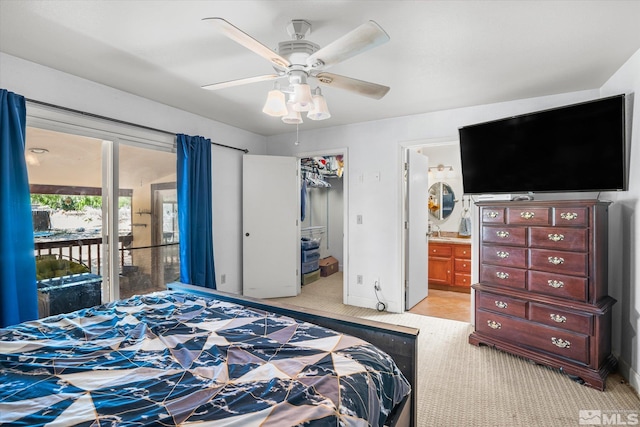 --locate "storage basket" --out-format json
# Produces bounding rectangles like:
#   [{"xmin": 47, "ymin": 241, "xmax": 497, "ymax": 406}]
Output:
[
  {"xmin": 302, "ymin": 248, "xmax": 321, "ymax": 262},
  {"xmin": 301, "ymin": 260, "xmax": 319, "ymax": 274}
]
